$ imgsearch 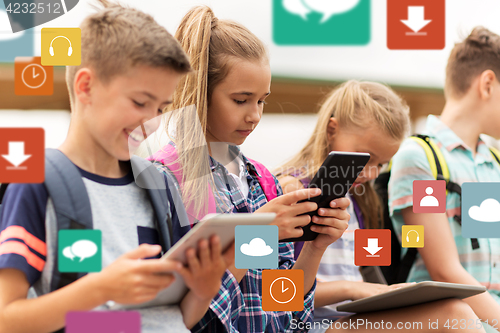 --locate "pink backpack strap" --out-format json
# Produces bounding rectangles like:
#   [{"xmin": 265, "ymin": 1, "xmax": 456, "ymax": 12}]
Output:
[
  {"xmin": 148, "ymin": 143, "xmax": 217, "ymax": 225},
  {"xmin": 247, "ymin": 158, "xmax": 278, "ymax": 202}
]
